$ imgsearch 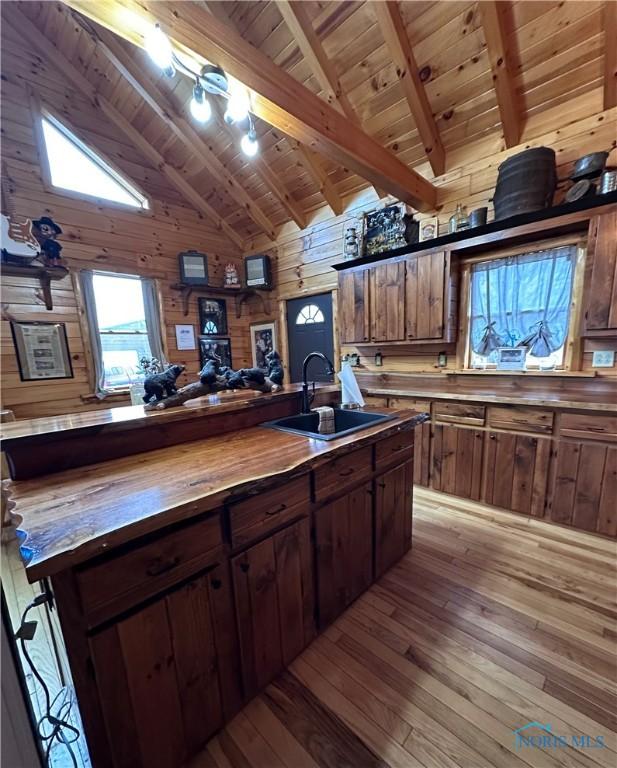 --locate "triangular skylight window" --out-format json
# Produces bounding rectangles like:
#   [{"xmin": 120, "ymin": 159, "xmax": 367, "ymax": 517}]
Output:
[{"xmin": 40, "ymin": 114, "xmax": 149, "ymax": 209}]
